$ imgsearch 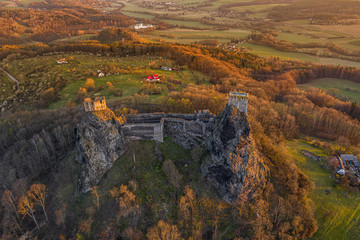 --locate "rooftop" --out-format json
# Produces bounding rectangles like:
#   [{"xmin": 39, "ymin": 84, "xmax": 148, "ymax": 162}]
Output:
[
  {"xmin": 230, "ymin": 91, "xmax": 247, "ymax": 97},
  {"xmin": 340, "ymin": 154, "xmax": 358, "ymax": 161}
]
